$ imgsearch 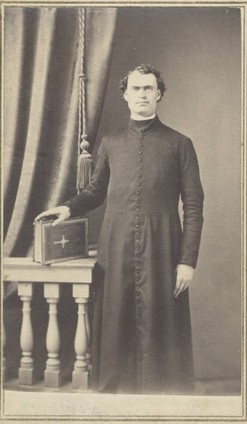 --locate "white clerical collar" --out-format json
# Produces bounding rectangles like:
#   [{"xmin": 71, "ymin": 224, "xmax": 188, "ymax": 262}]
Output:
[{"xmin": 130, "ymin": 114, "xmax": 156, "ymax": 121}]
